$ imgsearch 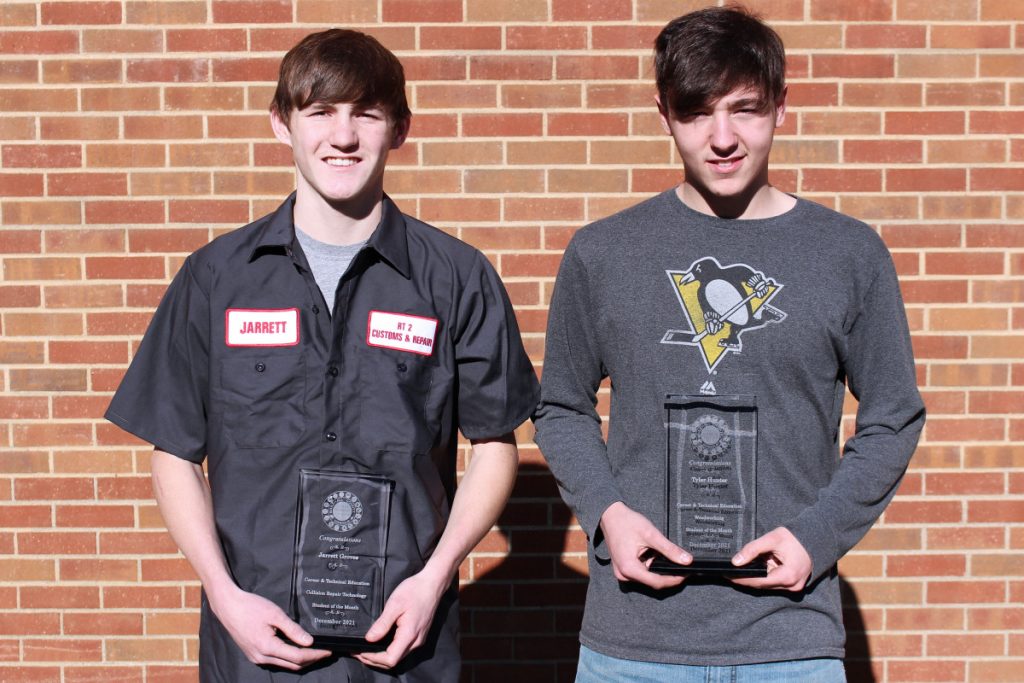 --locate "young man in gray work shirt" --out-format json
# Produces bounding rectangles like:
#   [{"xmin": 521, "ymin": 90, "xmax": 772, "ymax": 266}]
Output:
[
  {"xmin": 534, "ymin": 7, "xmax": 924, "ymax": 681},
  {"xmin": 106, "ymin": 29, "xmax": 538, "ymax": 682}
]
